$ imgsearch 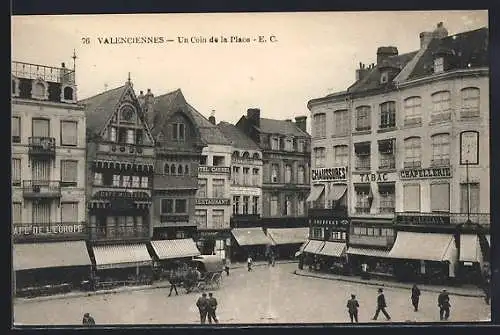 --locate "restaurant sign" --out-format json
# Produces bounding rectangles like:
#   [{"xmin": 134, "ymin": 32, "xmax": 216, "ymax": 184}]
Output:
[
  {"xmin": 13, "ymin": 223, "xmax": 85, "ymax": 236},
  {"xmin": 196, "ymin": 198, "xmax": 231, "ymax": 206},
  {"xmin": 198, "ymin": 166, "xmax": 230, "ymax": 174},
  {"xmin": 311, "ymin": 167, "xmax": 347, "ymax": 182},
  {"xmin": 400, "ymin": 167, "xmax": 451, "ymax": 180}
]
